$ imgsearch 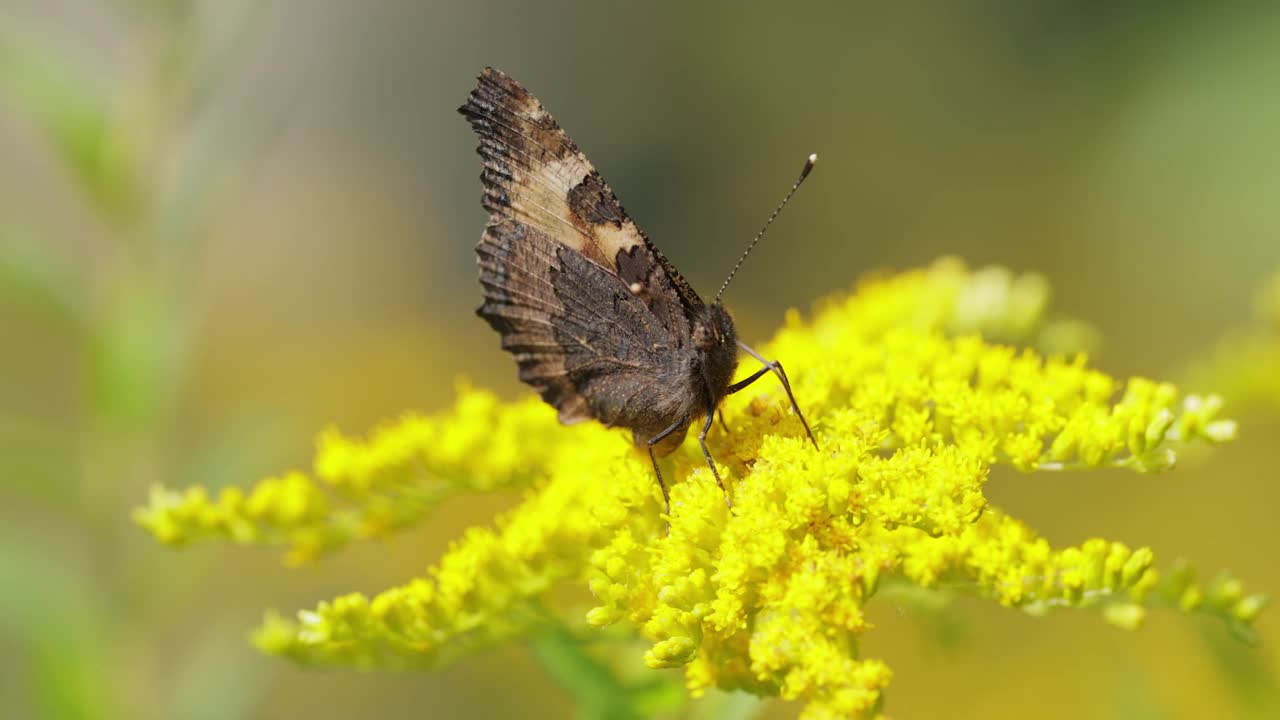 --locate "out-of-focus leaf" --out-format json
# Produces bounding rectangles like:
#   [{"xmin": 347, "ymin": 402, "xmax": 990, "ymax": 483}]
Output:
[
  {"xmin": 694, "ymin": 690, "xmax": 767, "ymax": 720},
  {"xmin": 0, "ymin": 226, "xmax": 83, "ymax": 330},
  {"xmin": 28, "ymin": 621, "xmax": 112, "ymax": 720},
  {"xmin": 166, "ymin": 619, "xmax": 272, "ymax": 720},
  {"xmin": 626, "ymin": 674, "xmax": 688, "ymax": 719},
  {"xmin": 0, "ymin": 542, "xmax": 113, "ymax": 720},
  {"xmin": 86, "ymin": 278, "xmax": 180, "ymax": 429},
  {"xmin": 529, "ymin": 627, "xmax": 639, "ymax": 720},
  {"xmin": 1201, "ymin": 622, "xmax": 1280, "ymax": 718},
  {"xmin": 0, "ymin": 28, "xmax": 141, "ymax": 225},
  {"xmin": 530, "ymin": 626, "xmax": 686, "ymax": 720},
  {"xmin": 879, "ymin": 580, "xmax": 972, "ymax": 653}
]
